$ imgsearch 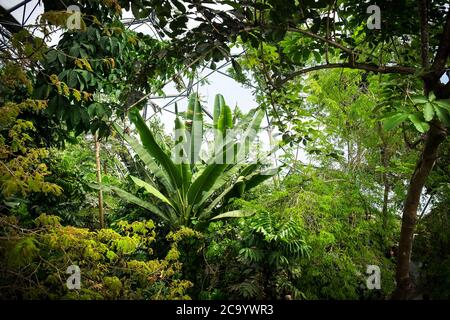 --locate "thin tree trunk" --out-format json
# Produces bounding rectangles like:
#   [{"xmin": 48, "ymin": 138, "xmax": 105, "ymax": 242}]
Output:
[
  {"xmin": 382, "ymin": 177, "xmax": 390, "ymax": 229},
  {"xmin": 266, "ymin": 122, "xmax": 280, "ymax": 186},
  {"xmin": 95, "ymin": 133, "xmax": 105, "ymax": 229},
  {"xmin": 346, "ymin": 140, "xmax": 351, "ymax": 166},
  {"xmin": 392, "ymin": 2, "xmax": 450, "ymax": 299},
  {"xmin": 392, "ymin": 121, "xmax": 446, "ymax": 299},
  {"xmin": 377, "ymin": 122, "xmax": 391, "ymax": 230}
]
